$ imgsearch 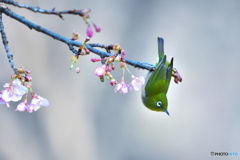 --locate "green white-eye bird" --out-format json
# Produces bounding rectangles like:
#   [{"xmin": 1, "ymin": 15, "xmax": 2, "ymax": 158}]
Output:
[{"xmin": 142, "ymin": 37, "xmax": 176, "ymax": 115}]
